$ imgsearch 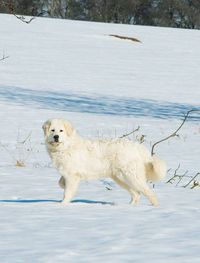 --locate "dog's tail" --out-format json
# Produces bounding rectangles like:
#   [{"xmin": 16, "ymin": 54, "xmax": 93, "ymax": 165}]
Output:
[{"xmin": 145, "ymin": 155, "xmax": 166, "ymax": 181}]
